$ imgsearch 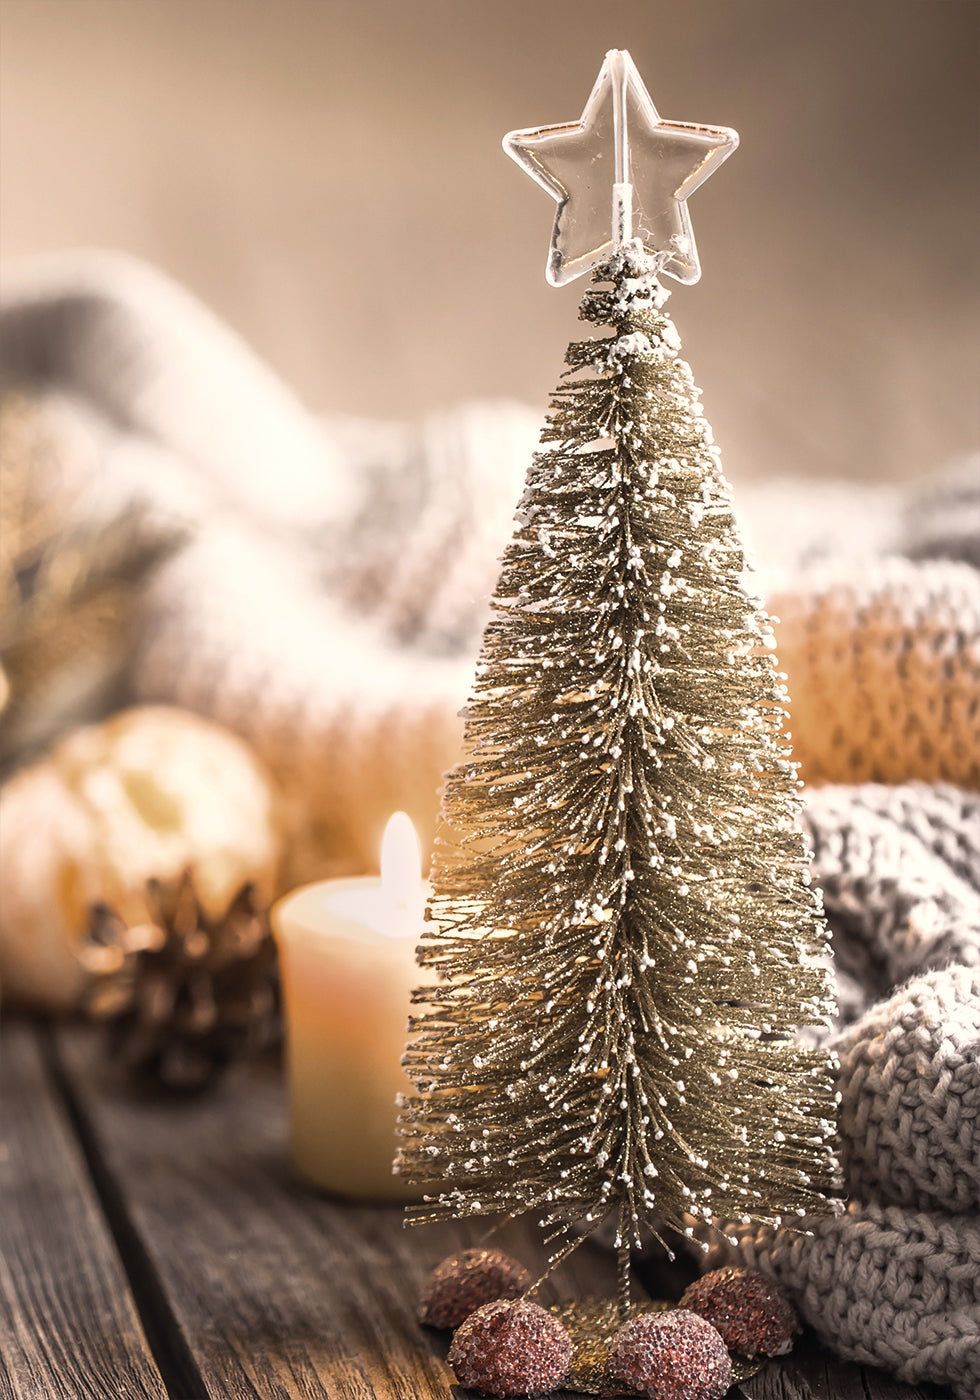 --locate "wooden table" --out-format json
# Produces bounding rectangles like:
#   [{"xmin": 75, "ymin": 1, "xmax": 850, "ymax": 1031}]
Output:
[{"xmin": 1, "ymin": 1018, "xmax": 953, "ymax": 1400}]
